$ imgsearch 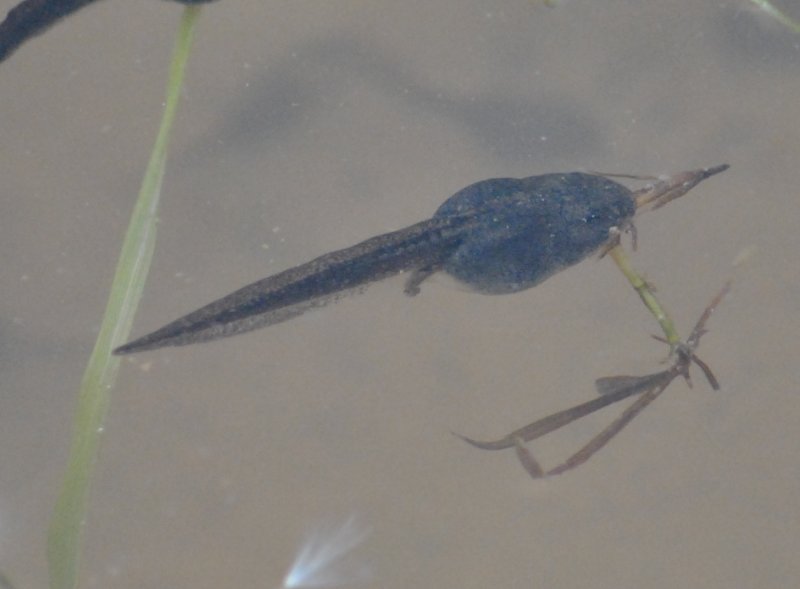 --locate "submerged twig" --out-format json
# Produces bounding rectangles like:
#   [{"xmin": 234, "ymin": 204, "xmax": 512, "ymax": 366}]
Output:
[
  {"xmin": 631, "ymin": 164, "xmax": 729, "ymax": 212},
  {"xmin": 457, "ymin": 166, "xmax": 729, "ymax": 477},
  {"xmin": 458, "ymin": 282, "xmax": 729, "ymax": 478}
]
